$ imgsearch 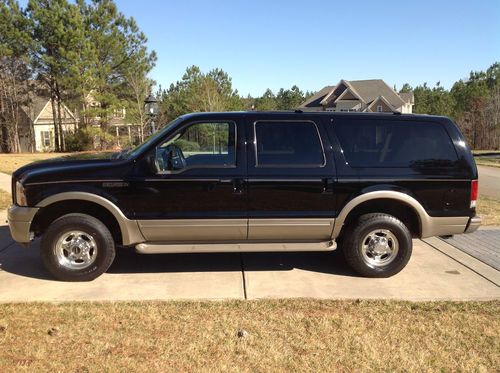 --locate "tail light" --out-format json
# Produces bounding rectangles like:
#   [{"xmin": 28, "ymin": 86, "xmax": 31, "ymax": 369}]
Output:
[{"xmin": 470, "ymin": 179, "xmax": 478, "ymax": 208}]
